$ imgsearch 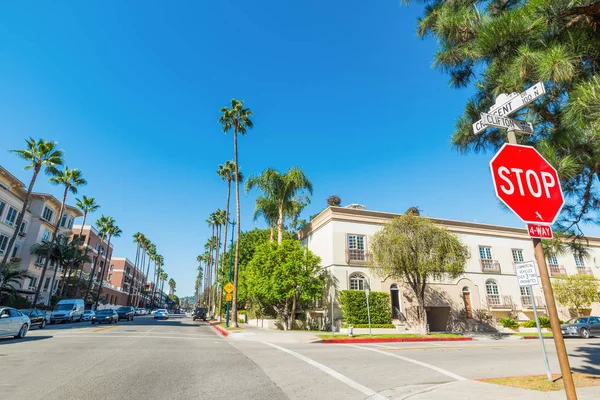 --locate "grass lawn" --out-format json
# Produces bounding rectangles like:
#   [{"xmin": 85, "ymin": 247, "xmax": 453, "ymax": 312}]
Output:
[
  {"xmin": 316, "ymin": 333, "xmax": 465, "ymax": 339},
  {"xmin": 511, "ymin": 332, "xmax": 553, "ymax": 337},
  {"xmin": 218, "ymin": 323, "xmax": 244, "ymax": 331},
  {"xmin": 481, "ymin": 373, "xmax": 600, "ymax": 391}
]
